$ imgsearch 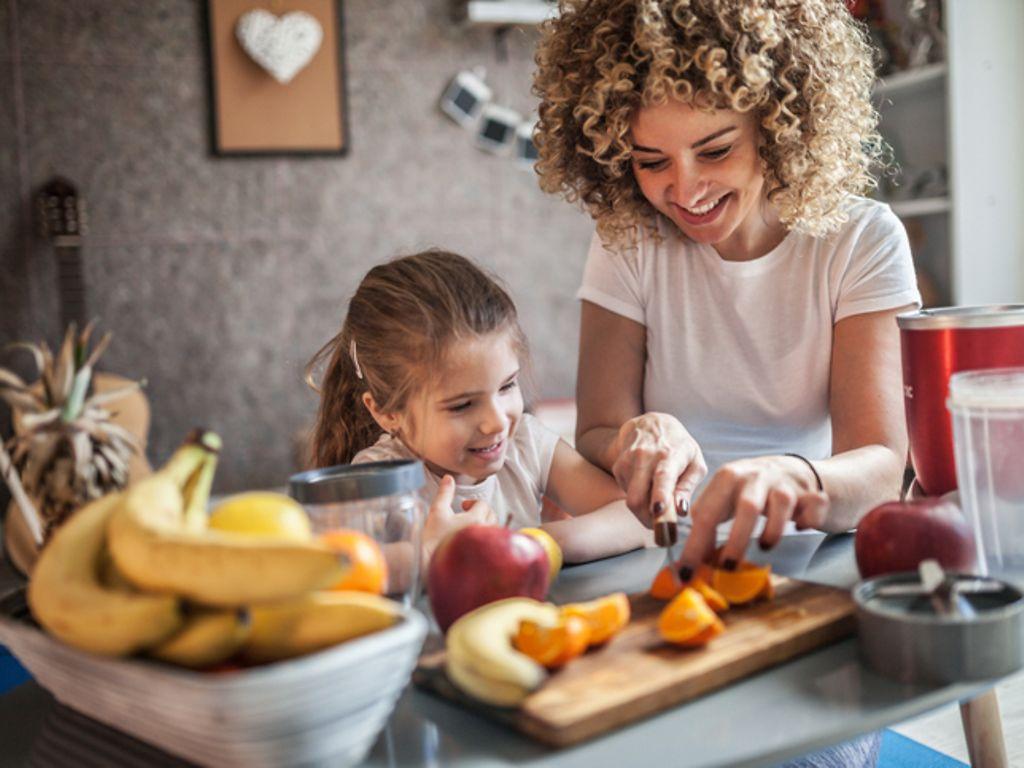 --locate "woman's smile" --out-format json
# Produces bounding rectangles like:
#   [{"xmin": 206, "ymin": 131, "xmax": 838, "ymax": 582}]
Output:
[{"xmin": 672, "ymin": 193, "xmax": 731, "ymax": 226}]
